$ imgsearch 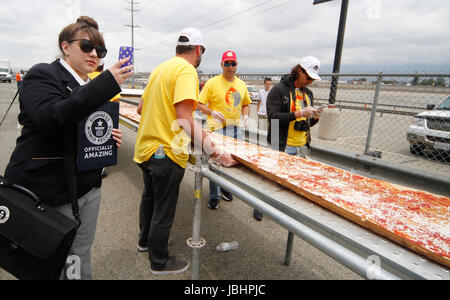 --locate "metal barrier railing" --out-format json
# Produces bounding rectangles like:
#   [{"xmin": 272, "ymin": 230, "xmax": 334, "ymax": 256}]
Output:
[{"xmin": 124, "ymin": 72, "xmax": 450, "ymax": 176}]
